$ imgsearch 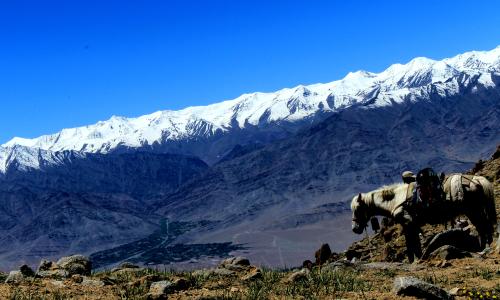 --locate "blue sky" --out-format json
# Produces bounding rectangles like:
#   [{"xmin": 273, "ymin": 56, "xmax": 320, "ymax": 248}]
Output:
[{"xmin": 1, "ymin": 0, "xmax": 499, "ymax": 143}]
